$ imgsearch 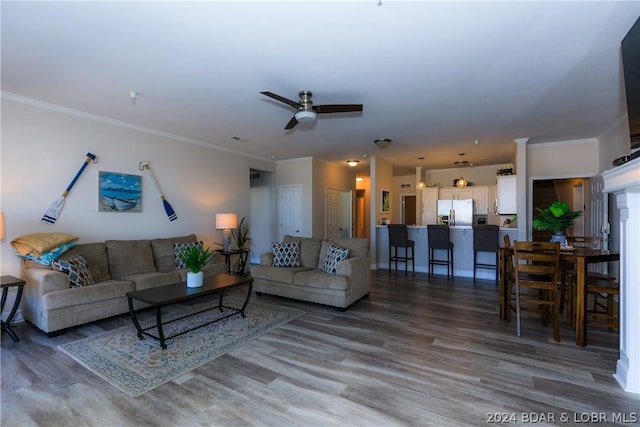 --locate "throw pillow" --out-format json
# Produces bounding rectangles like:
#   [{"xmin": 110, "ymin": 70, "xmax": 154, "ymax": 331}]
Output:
[
  {"xmin": 272, "ymin": 241, "xmax": 301, "ymax": 267},
  {"xmin": 323, "ymin": 244, "xmax": 350, "ymax": 275},
  {"xmin": 52, "ymin": 254, "xmax": 95, "ymax": 287},
  {"xmin": 174, "ymin": 241, "xmax": 203, "ymax": 270}
]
